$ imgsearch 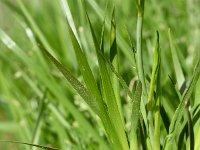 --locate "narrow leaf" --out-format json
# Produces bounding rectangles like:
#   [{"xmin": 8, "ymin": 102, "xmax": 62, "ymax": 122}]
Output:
[
  {"xmin": 147, "ymin": 31, "xmax": 160, "ymax": 111},
  {"xmin": 186, "ymin": 101, "xmax": 194, "ymax": 150},
  {"xmin": 31, "ymin": 89, "xmax": 48, "ymax": 149},
  {"xmin": 66, "ymin": 15, "xmax": 118, "ymax": 149},
  {"xmin": 165, "ymin": 57, "xmax": 200, "ymax": 148},
  {"xmin": 60, "ymin": 0, "xmax": 80, "ymax": 43},
  {"xmin": 40, "ymin": 46, "xmax": 99, "ymax": 114},
  {"xmin": 168, "ymin": 28, "xmax": 185, "ymax": 90},
  {"xmin": 85, "ymin": 0, "xmax": 135, "ymax": 65},
  {"xmin": 86, "ymin": 10, "xmax": 129, "ymax": 150},
  {"xmin": 0, "ymin": 140, "xmax": 59, "ymax": 150},
  {"xmin": 109, "ymin": 8, "xmax": 124, "ymax": 125},
  {"xmin": 130, "ymin": 81, "xmax": 142, "ymax": 150},
  {"xmin": 110, "ymin": 8, "xmax": 117, "ymax": 62}
]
